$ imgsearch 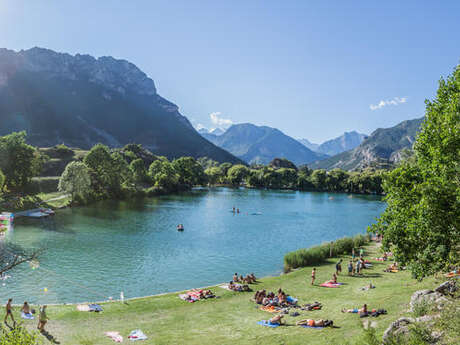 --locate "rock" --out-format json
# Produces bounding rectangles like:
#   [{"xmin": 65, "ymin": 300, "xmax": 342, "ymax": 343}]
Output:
[
  {"xmin": 434, "ymin": 280, "xmax": 458, "ymax": 297},
  {"xmin": 382, "ymin": 317, "xmax": 414, "ymax": 343}
]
